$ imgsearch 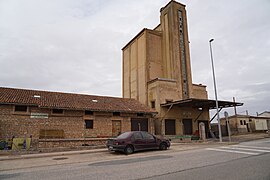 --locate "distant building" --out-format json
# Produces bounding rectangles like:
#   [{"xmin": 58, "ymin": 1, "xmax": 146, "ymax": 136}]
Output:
[
  {"xmin": 0, "ymin": 87, "xmax": 155, "ymax": 149},
  {"xmin": 258, "ymin": 111, "xmax": 270, "ymax": 136},
  {"xmin": 218, "ymin": 113, "xmax": 270, "ymax": 135},
  {"xmin": 258, "ymin": 111, "xmax": 270, "ymax": 117},
  {"xmin": 122, "ymin": 0, "xmax": 242, "ymax": 136}
]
